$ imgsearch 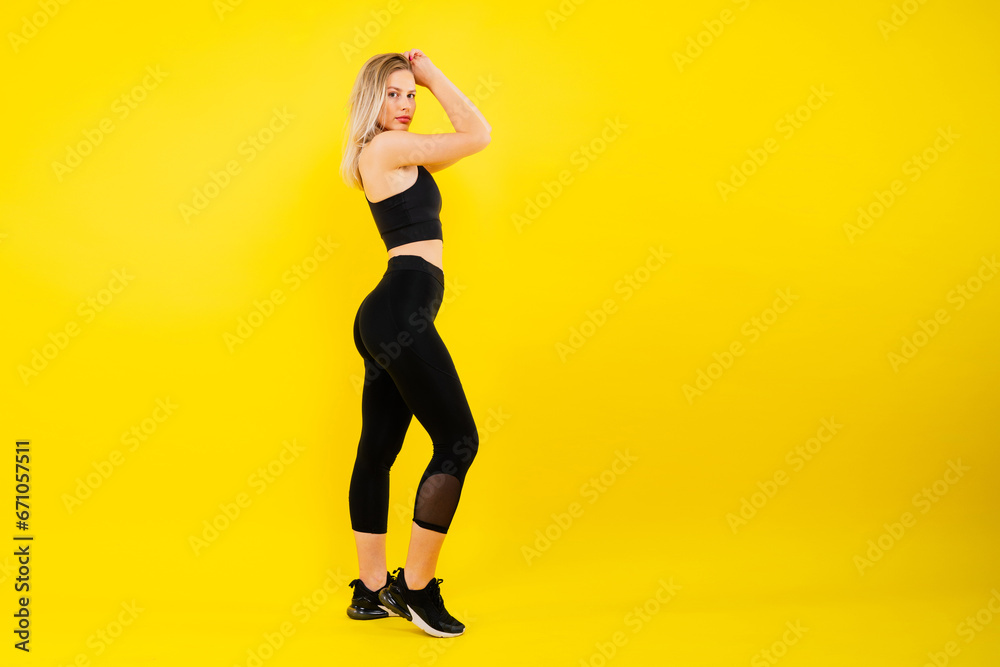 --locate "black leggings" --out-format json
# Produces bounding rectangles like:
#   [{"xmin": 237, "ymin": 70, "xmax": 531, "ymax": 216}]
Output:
[{"xmin": 350, "ymin": 255, "xmax": 478, "ymax": 534}]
